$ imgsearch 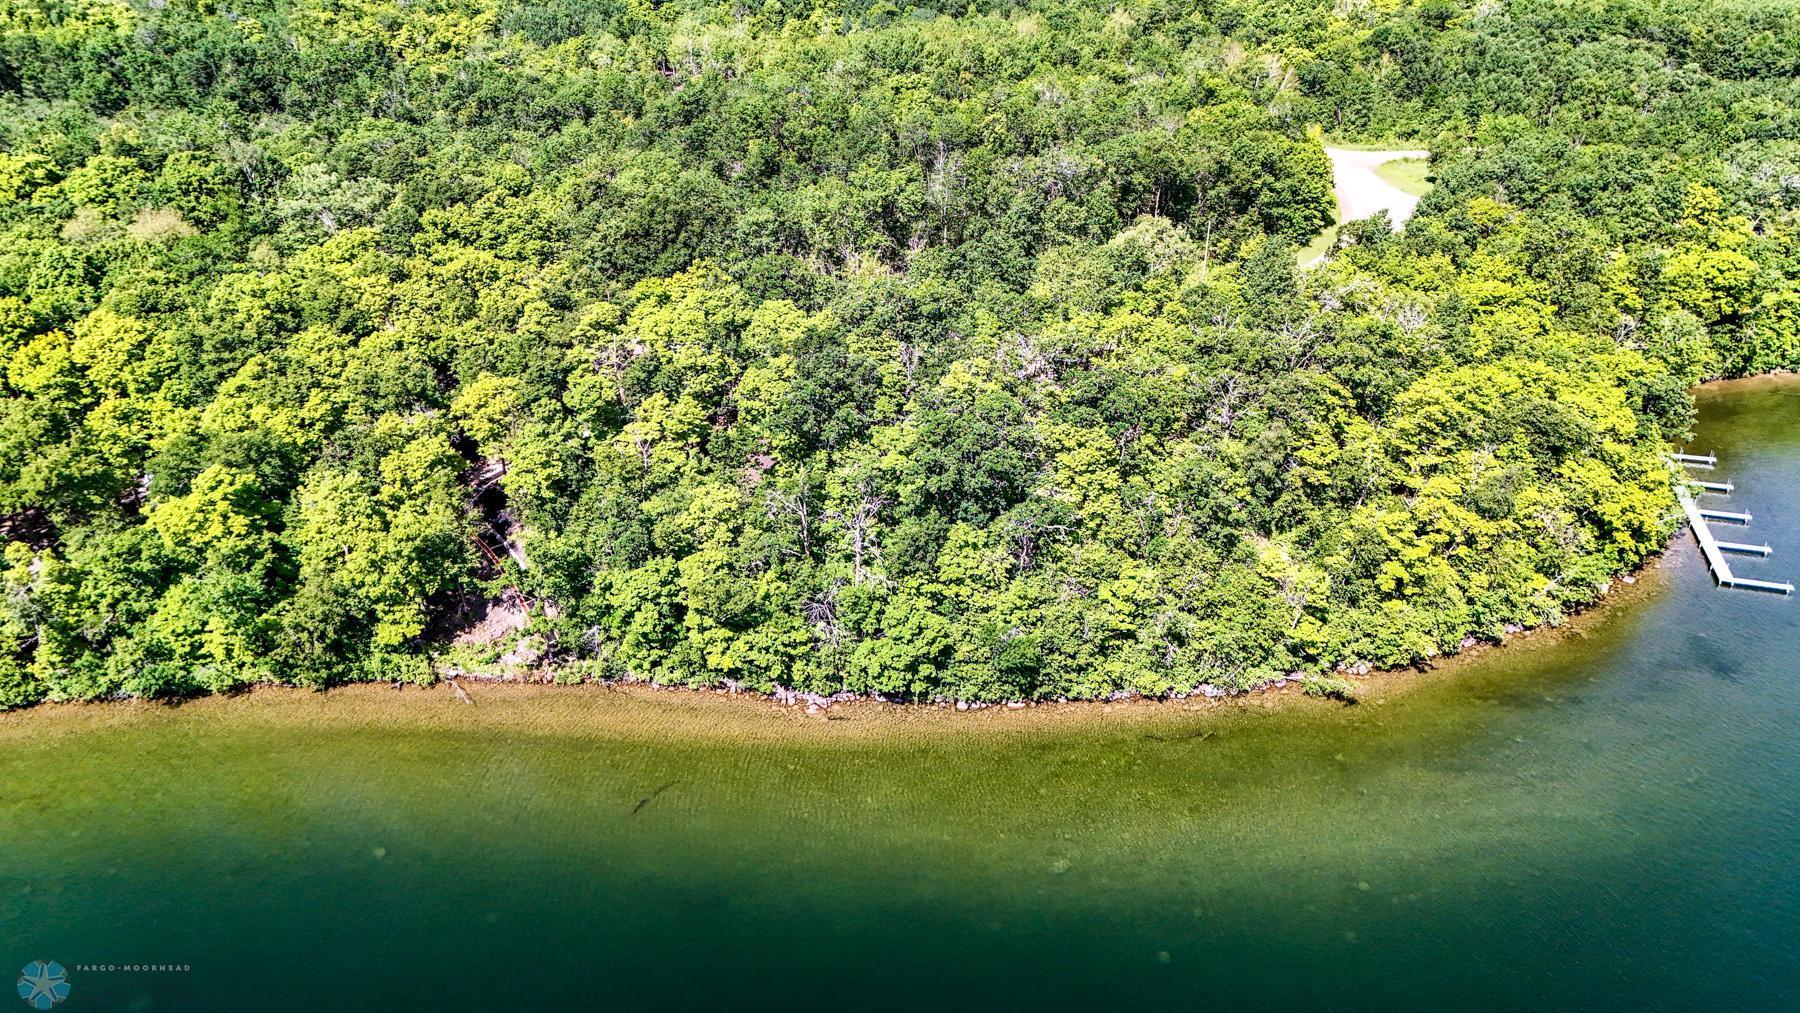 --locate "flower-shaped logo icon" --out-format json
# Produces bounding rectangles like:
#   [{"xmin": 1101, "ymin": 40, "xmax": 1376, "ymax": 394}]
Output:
[{"xmin": 15, "ymin": 962, "xmax": 69, "ymax": 1009}]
